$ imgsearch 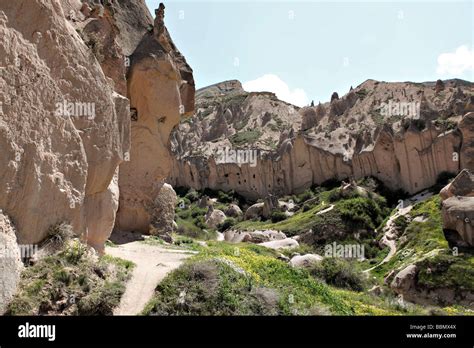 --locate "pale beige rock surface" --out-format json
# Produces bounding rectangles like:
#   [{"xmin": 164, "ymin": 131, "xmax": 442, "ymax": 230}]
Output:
[
  {"xmin": 115, "ymin": 3, "xmax": 194, "ymax": 234},
  {"xmin": 170, "ymin": 79, "xmax": 472, "ymax": 198},
  {"xmin": 290, "ymin": 254, "xmax": 323, "ymax": 268},
  {"xmin": 0, "ymin": 213, "xmax": 23, "ymax": 314},
  {"xmin": 149, "ymin": 183, "xmax": 177, "ymax": 242},
  {"xmin": 204, "ymin": 206, "xmax": 226, "ymax": 229},
  {"xmin": 259, "ymin": 238, "xmax": 299, "ymax": 250},
  {"xmin": 0, "ymin": 0, "xmax": 130, "ymax": 247}
]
